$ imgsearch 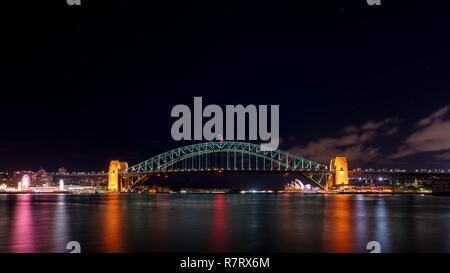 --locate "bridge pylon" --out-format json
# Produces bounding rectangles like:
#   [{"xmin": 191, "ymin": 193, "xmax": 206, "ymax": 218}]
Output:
[
  {"xmin": 329, "ymin": 156, "xmax": 349, "ymax": 187},
  {"xmin": 108, "ymin": 160, "xmax": 129, "ymax": 192}
]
